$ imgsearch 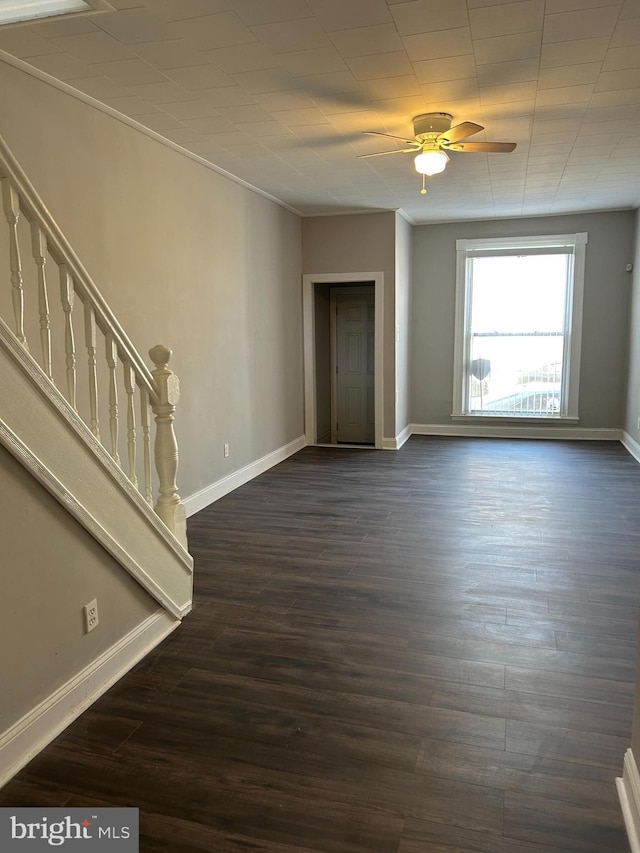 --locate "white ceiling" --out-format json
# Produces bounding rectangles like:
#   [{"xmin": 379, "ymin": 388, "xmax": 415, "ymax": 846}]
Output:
[{"xmin": 1, "ymin": 0, "xmax": 639, "ymax": 223}]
